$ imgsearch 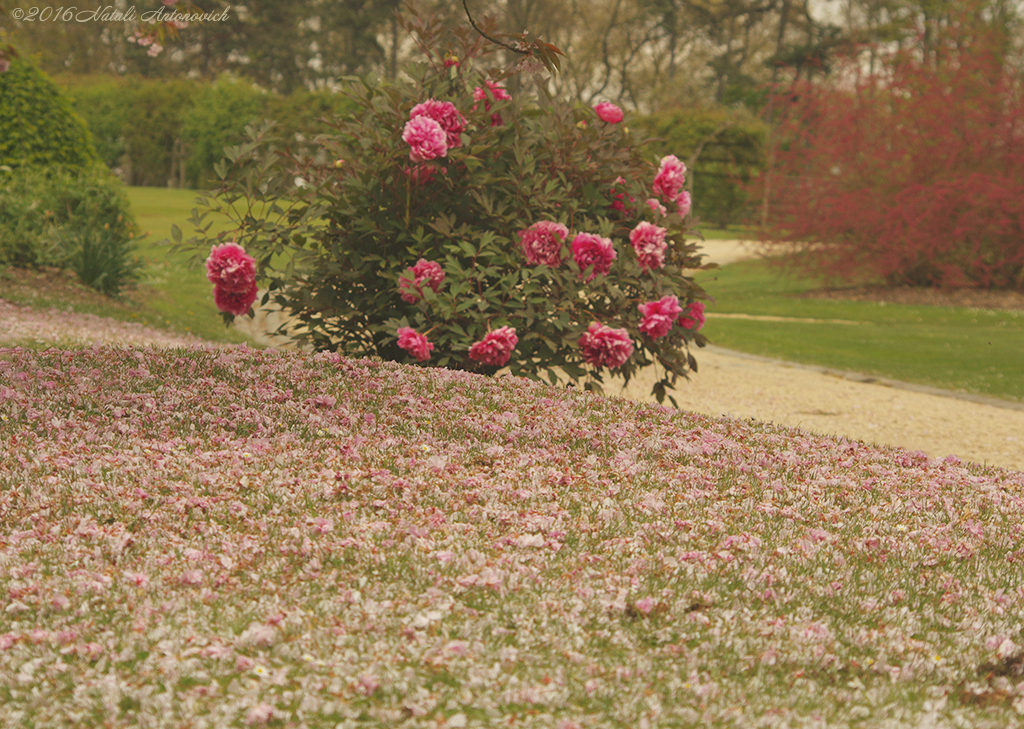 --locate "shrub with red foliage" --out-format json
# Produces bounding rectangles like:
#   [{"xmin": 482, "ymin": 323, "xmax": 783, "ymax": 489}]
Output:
[{"xmin": 762, "ymin": 24, "xmax": 1024, "ymax": 290}]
